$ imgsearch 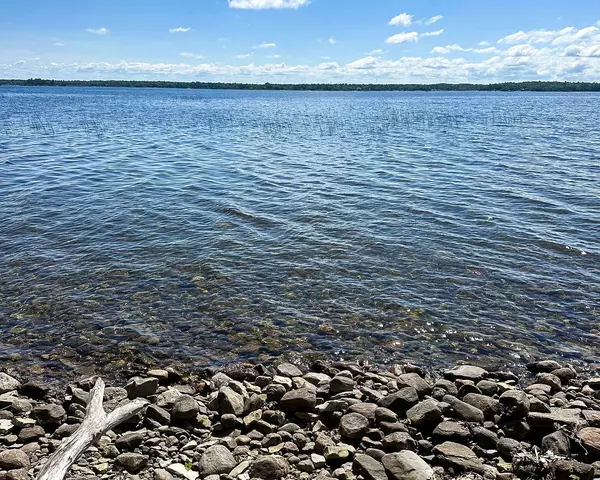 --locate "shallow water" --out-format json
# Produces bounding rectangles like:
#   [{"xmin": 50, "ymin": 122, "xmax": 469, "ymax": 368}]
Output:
[{"xmin": 0, "ymin": 87, "xmax": 599, "ymax": 374}]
